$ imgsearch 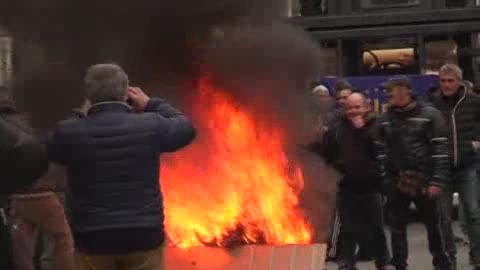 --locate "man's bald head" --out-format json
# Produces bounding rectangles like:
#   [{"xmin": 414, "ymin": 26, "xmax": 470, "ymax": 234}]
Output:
[
  {"xmin": 345, "ymin": 92, "xmax": 369, "ymax": 121},
  {"xmin": 347, "ymin": 92, "xmax": 367, "ymax": 105}
]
